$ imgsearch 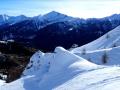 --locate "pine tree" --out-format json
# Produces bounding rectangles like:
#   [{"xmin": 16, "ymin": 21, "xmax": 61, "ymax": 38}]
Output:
[
  {"xmin": 102, "ymin": 51, "xmax": 108, "ymax": 64},
  {"xmin": 81, "ymin": 48, "xmax": 86, "ymax": 55},
  {"xmin": 106, "ymin": 34, "xmax": 110, "ymax": 39},
  {"xmin": 112, "ymin": 43, "xmax": 117, "ymax": 47}
]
